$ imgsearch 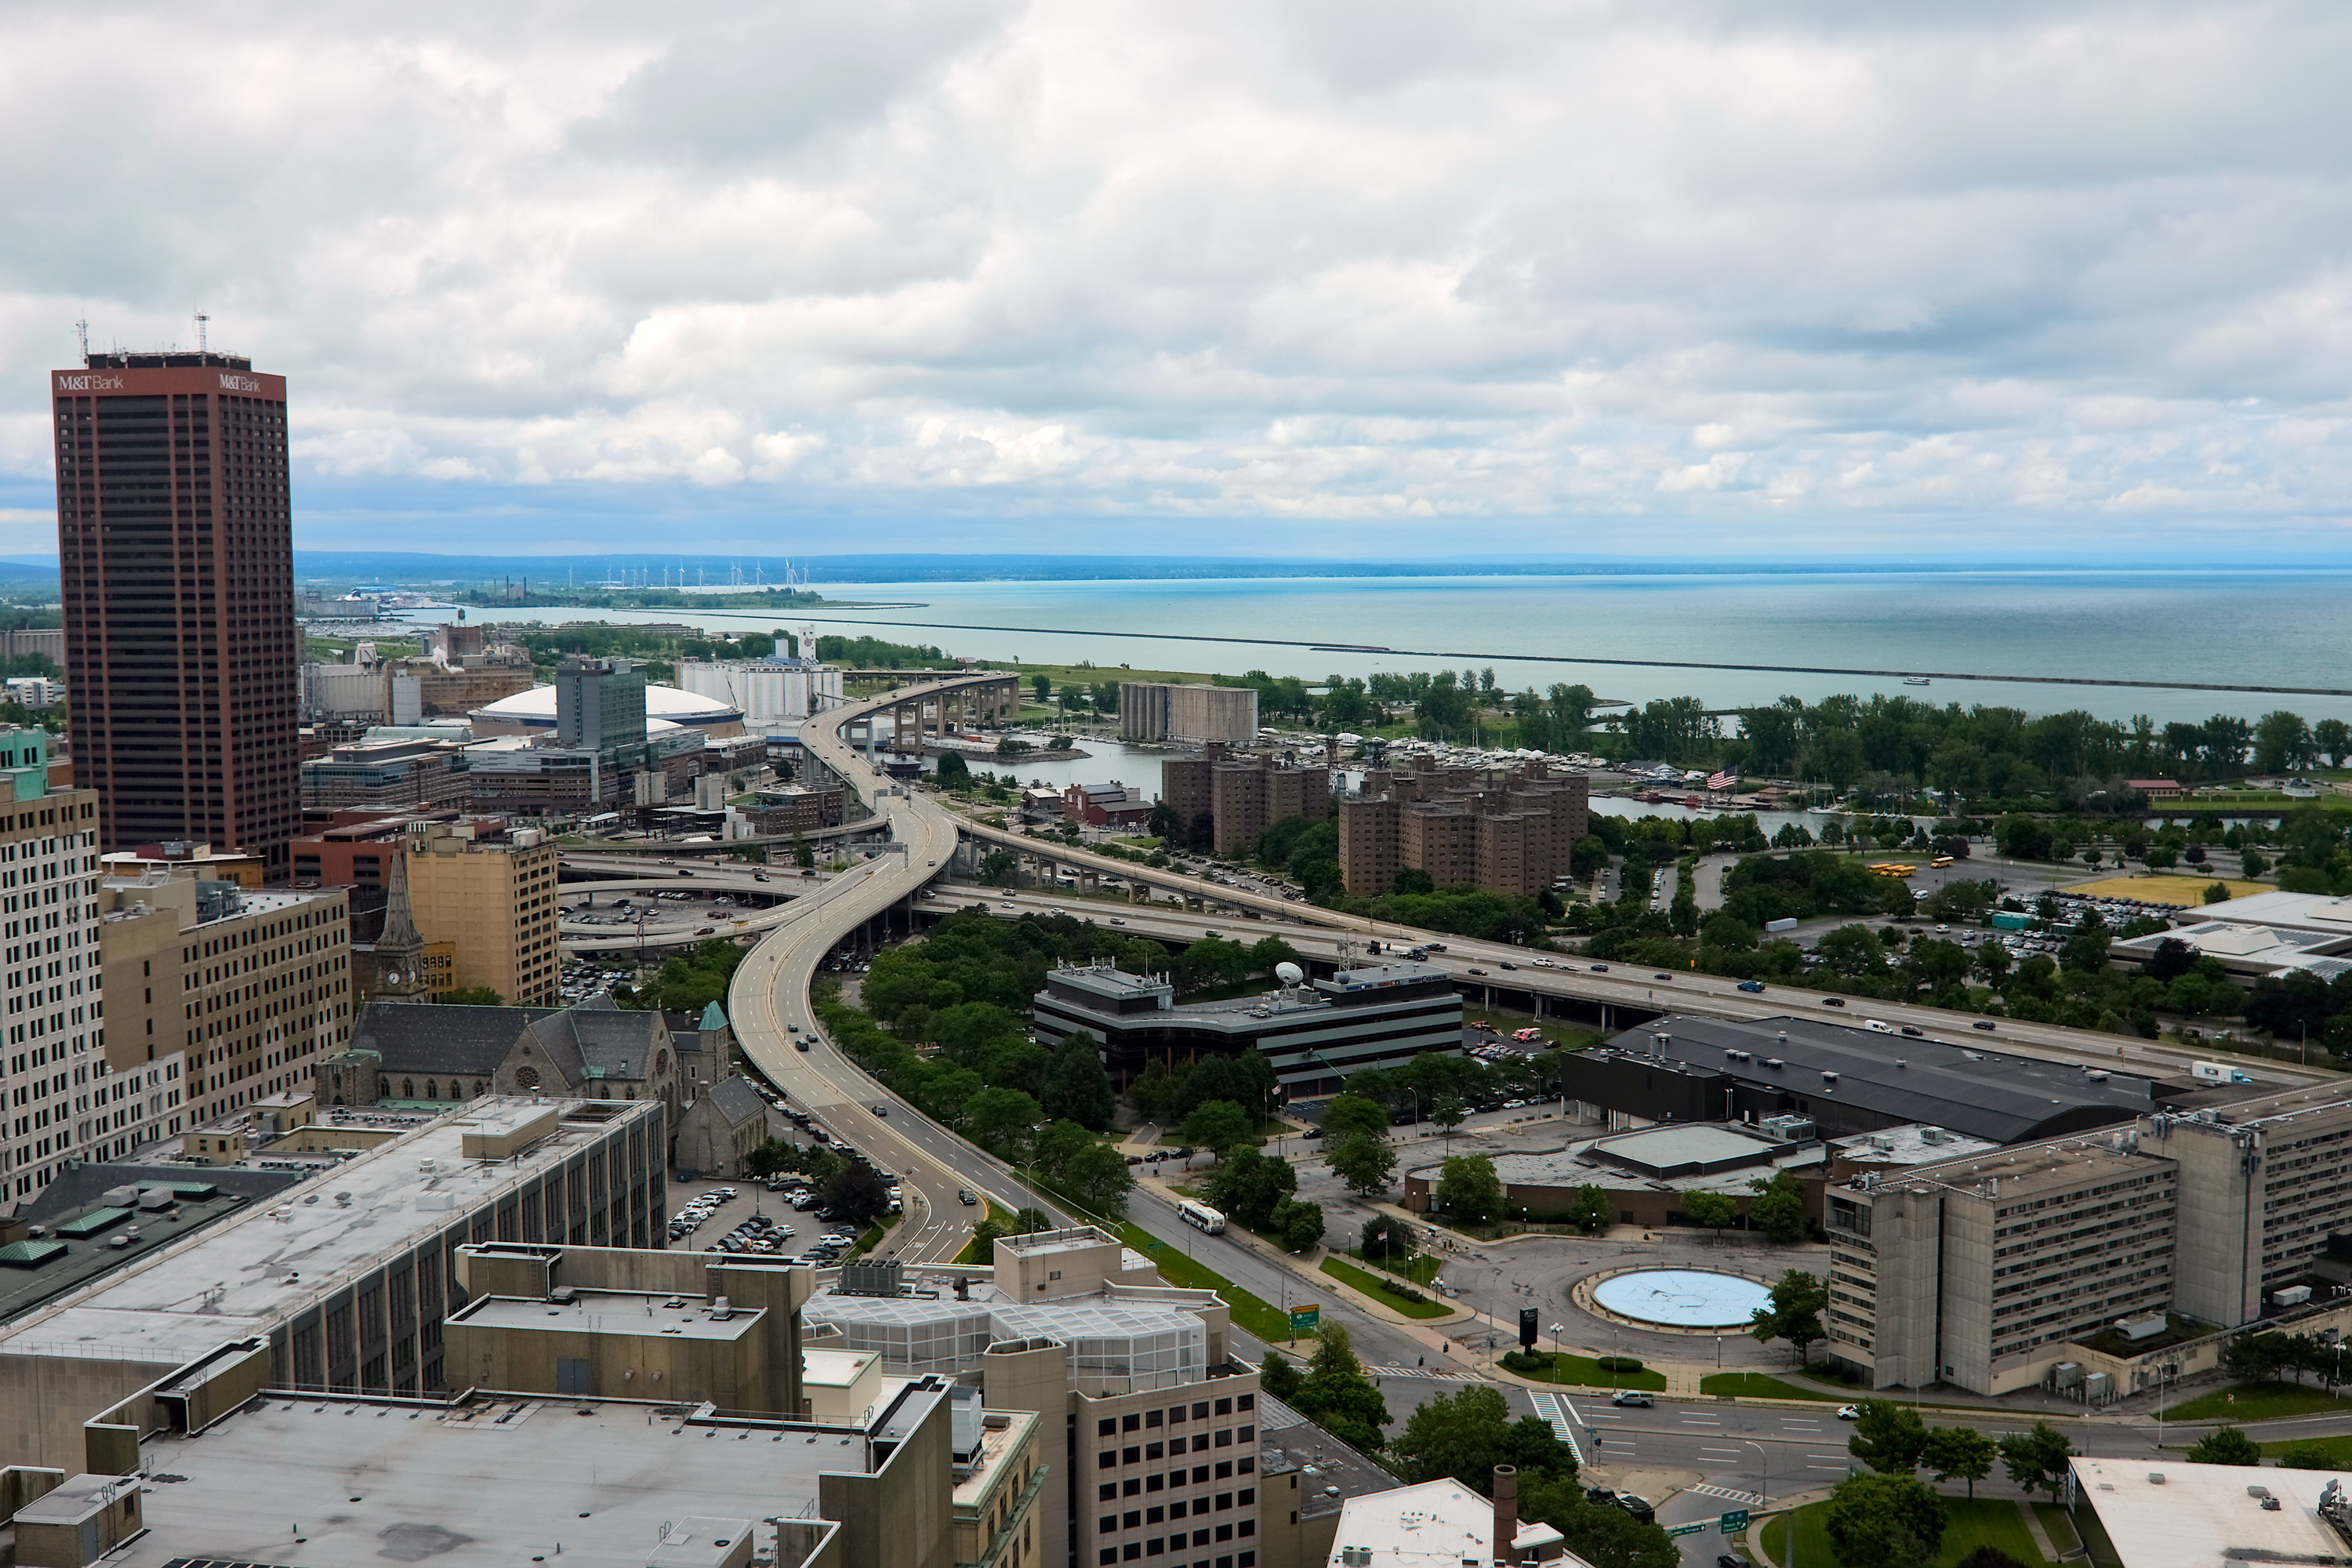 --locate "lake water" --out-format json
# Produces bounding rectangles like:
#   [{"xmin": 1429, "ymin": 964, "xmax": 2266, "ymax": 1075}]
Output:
[{"xmin": 397, "ymin": 568, "xmax": 2352, "ymax": 728}]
